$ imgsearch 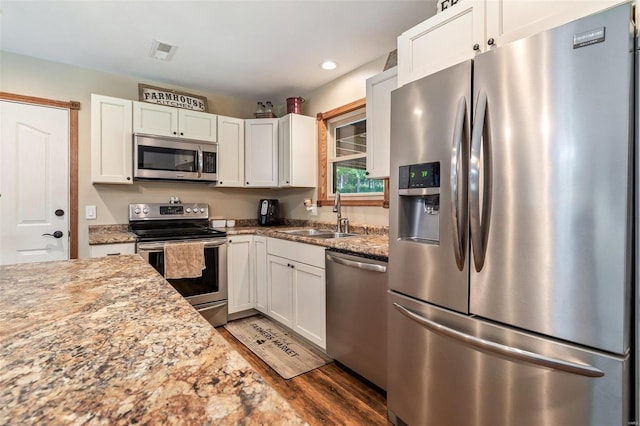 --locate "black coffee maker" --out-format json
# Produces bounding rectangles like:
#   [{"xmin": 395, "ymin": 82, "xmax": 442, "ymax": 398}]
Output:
[{"xmin": 258, "ymin": 199, "xmax": 280, "ymax": 226}]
